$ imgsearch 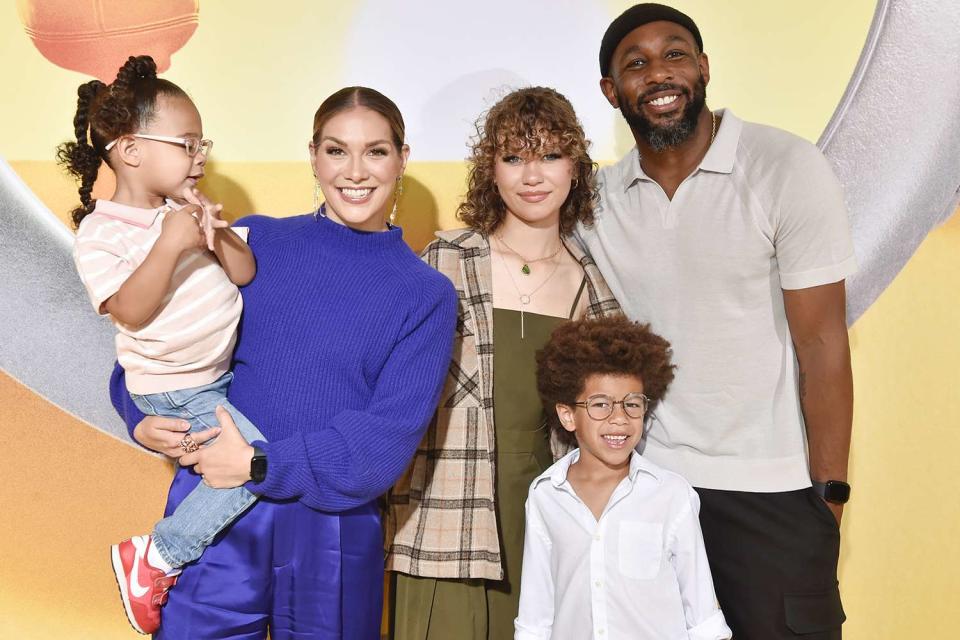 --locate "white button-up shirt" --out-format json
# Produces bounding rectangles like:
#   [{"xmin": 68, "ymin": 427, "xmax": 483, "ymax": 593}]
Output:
[{"xmin": 515, "ymin": 450, "xmax": 731, "ymax": 640}]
